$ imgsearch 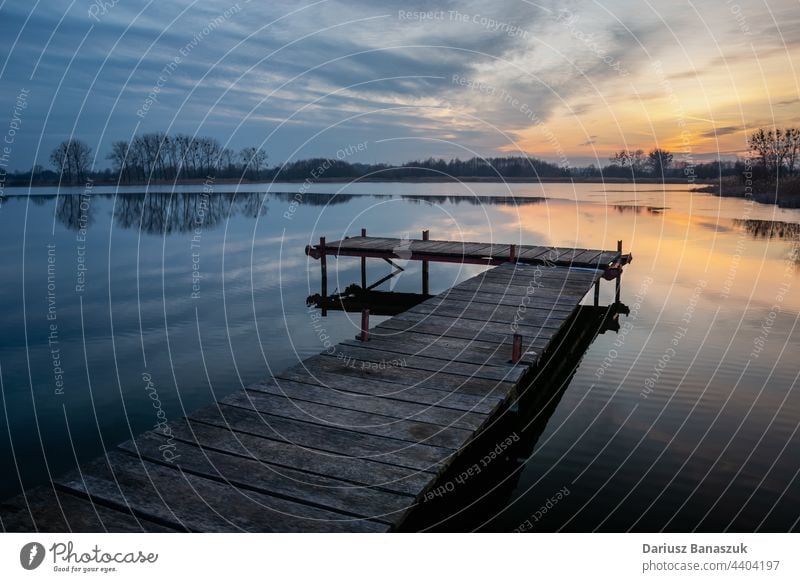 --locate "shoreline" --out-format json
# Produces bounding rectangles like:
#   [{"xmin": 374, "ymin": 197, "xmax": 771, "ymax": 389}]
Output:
[
  {"xmin": 5, "ymin": 176, "xmax": 708, "ymax": 187},
  {"xmin": 693, "ymin": 181, "xmax": 800, "ymax": 208}
]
